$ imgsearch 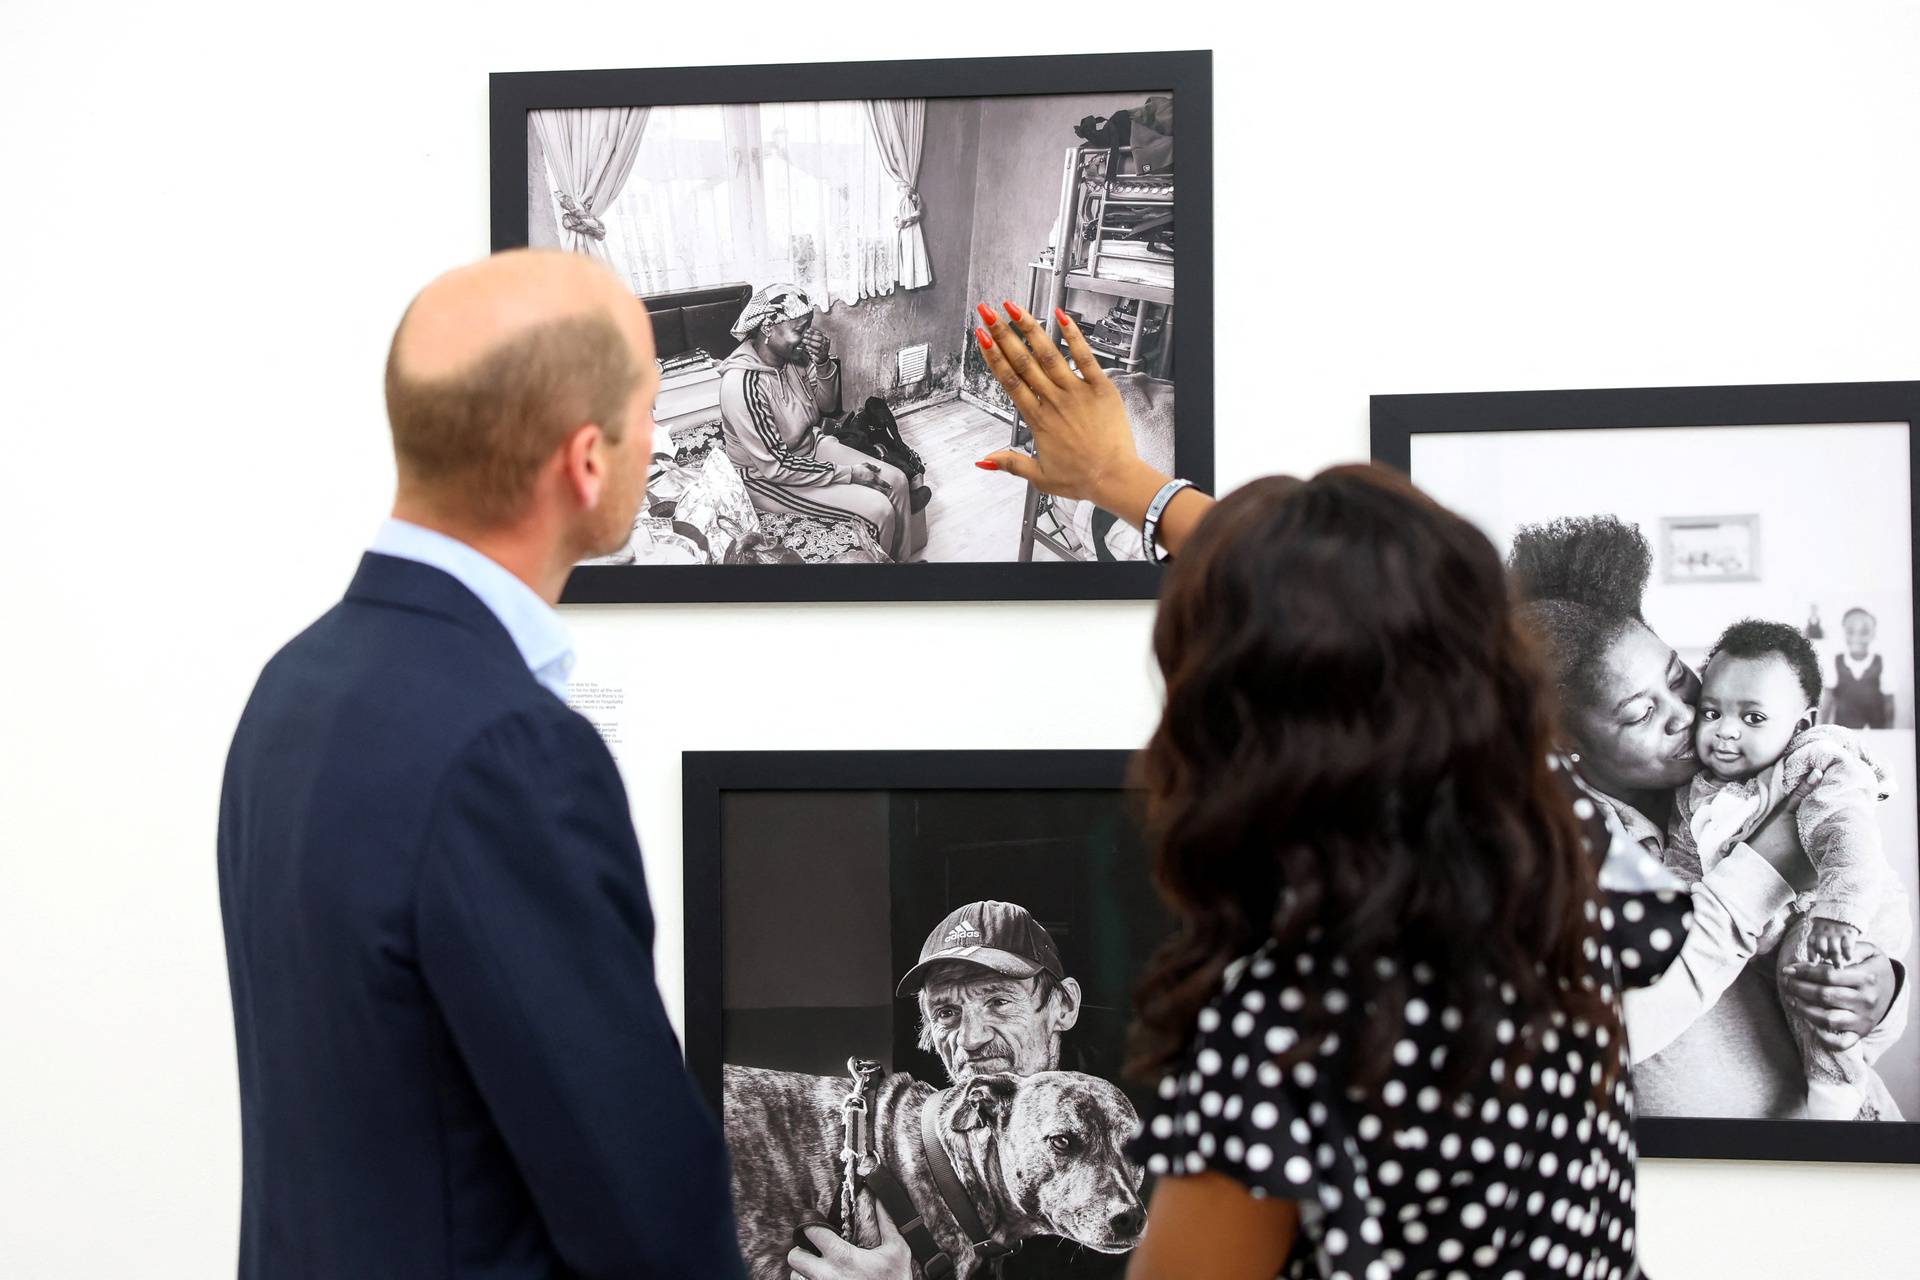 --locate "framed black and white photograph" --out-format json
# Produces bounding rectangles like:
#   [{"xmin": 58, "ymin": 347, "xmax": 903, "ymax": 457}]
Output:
[
  {"xmin": 682, "ymin": 750, "xmax": 1166, "ymax": 1276},
  {"xmin": 1375, "ymin": 381, "xmax": 1920, "ymax": 1164},
  {"xmin": 491, "ymin": 51, "xmax": 1214, "ymax": 604},
  {"xmin": 1662, "ymin": 514, "xmax": 1762, "ymax": 583}
]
